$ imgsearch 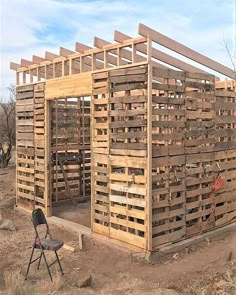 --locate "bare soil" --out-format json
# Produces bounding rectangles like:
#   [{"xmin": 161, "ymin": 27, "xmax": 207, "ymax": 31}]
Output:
[
  {"xmin": 53, "ymin": 201, "xmax": 91, "ymax": 227},
  {"xmin": 0, "ymin": 166, "xmax": 236, "ymax": 295}
]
